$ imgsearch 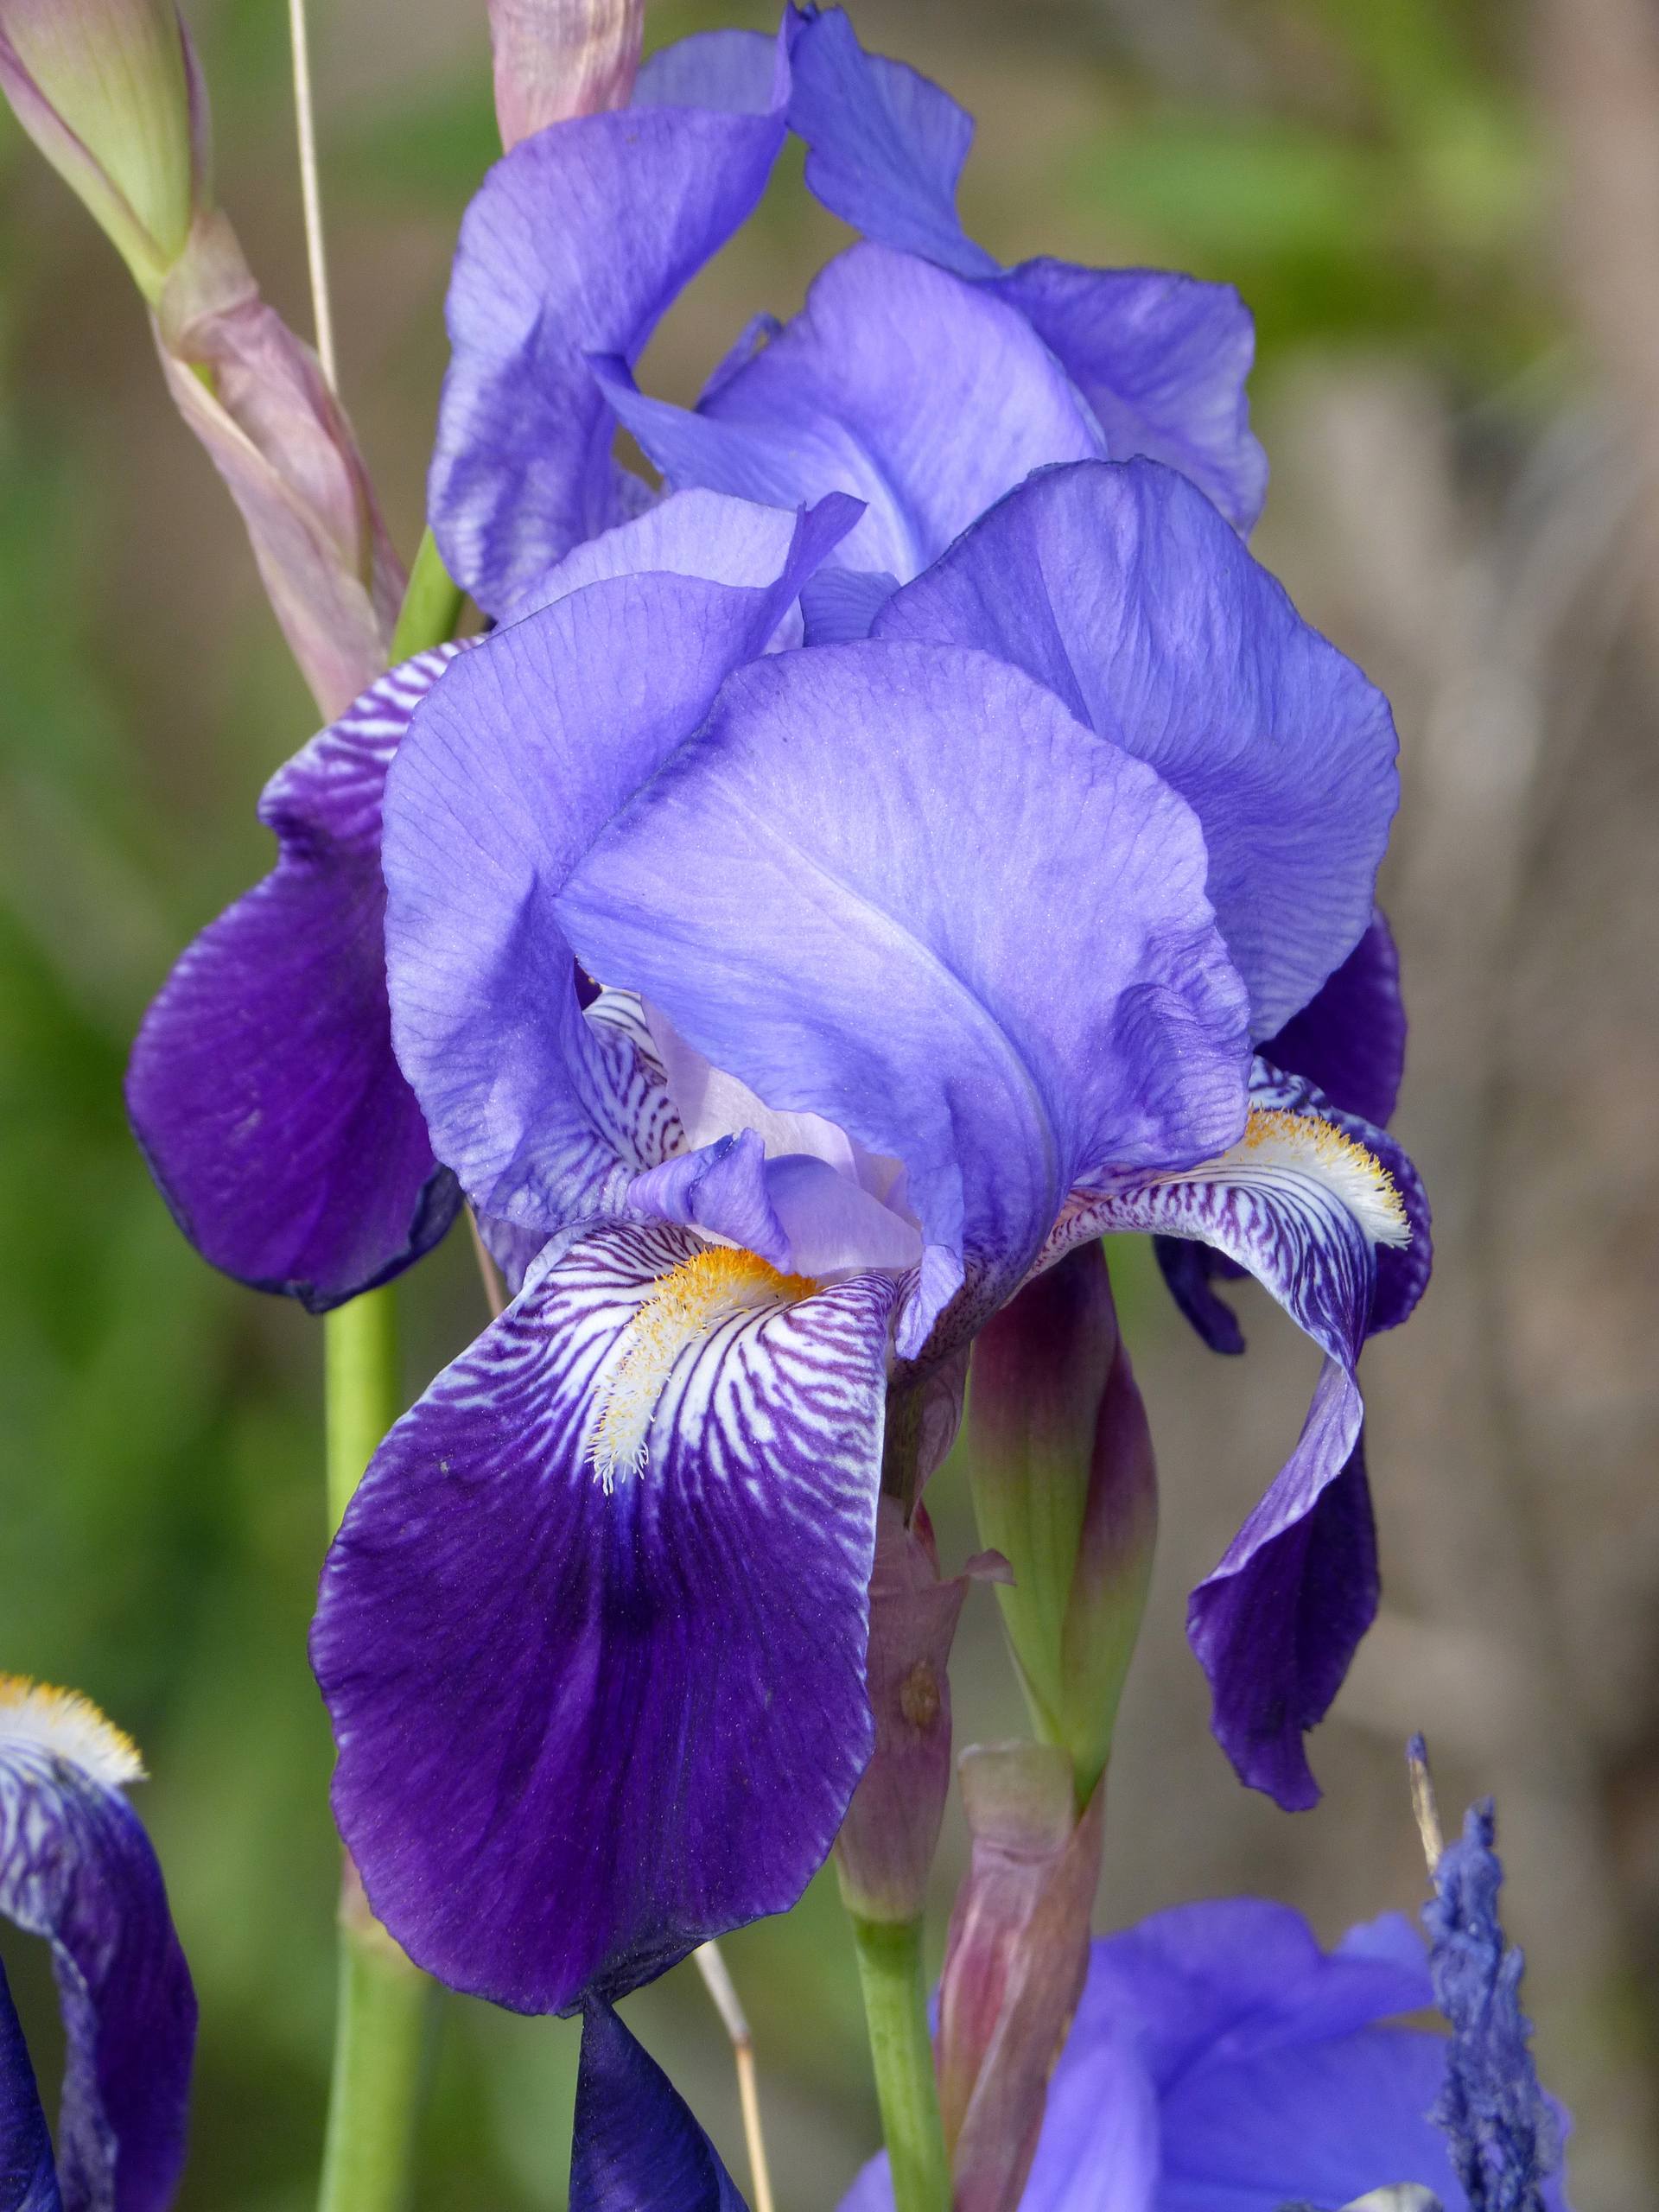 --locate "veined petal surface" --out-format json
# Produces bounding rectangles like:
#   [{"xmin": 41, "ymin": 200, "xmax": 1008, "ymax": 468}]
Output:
[
  {"xmin": 553, "ymin": 640, "xmax": 1250, "ymax": 1357},
  {"xmin": 125, "ymin": 649, "xmax": 463, "ymax": 1312},
  {"xmin": 0, "ymin": 1682, "xmax": 196, "ymax": 2212},
  {"xmin": 1055, "ymin": 1062, "xmax": 1424, "ymax": 1805},
  {"xmin": 597, "ymin": 243, "xmax": 1105, "ymax": 583},
  {"xmin": 877, "ymin": 461, "xmax": 1397, "ymax": 1040},
  {"xmin": 383, "ymin": 498, "xmax": 859, "ymax": 1234},
  {"xmin": 429, "ymin": 25, "xmax": 790, "ymax": 617},
  {"xmin": 571, "ymin": 2004, "xmax": 747, "ymax": 2212},
  {"xmin": 1263, "ymin": 908, "xmax": 1407, "ymax": 1133},
  {"xmin": 312, "ymin": 1221, "xmax": 897, "ymax": 2013}
]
